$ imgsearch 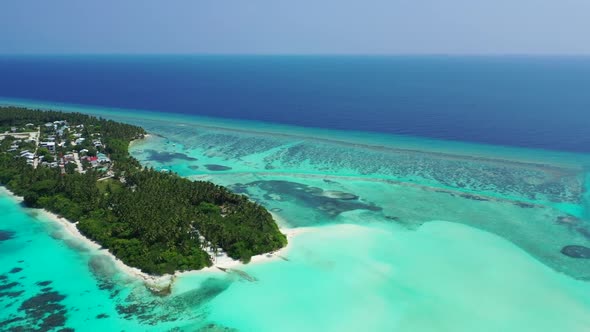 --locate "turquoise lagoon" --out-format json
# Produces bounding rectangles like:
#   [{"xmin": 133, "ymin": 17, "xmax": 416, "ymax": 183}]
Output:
[{"xmin": 1, "ymin": 98, "xmax": 590, "ymax": 331}]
